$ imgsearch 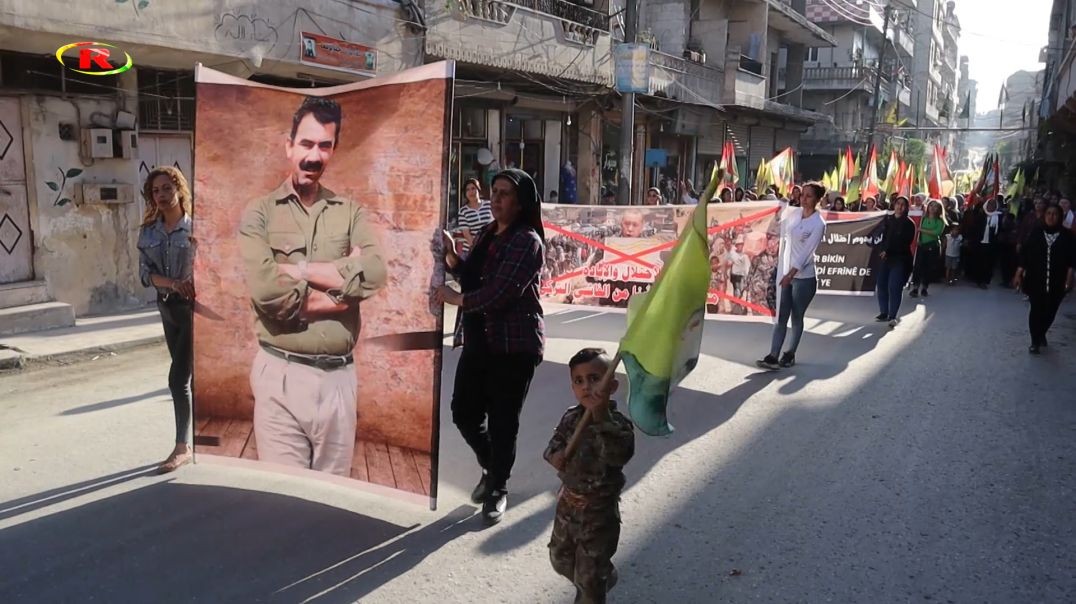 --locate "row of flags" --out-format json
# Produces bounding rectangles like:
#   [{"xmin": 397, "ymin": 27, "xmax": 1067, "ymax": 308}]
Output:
[{"xmin": 713, "ymin": 137, "xmax": 1028, "ymax": 211}]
